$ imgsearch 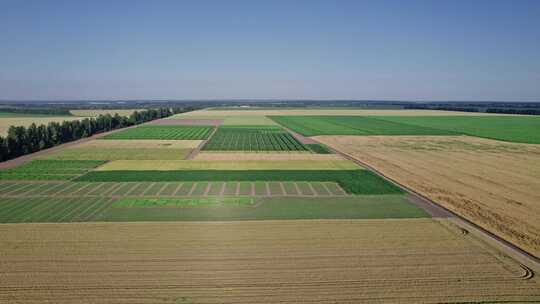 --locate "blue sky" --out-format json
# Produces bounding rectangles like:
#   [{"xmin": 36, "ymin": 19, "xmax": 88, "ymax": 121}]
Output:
[{"xmin": 1, "ymin": 0, "xmax": 539, "ymax": 101}]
